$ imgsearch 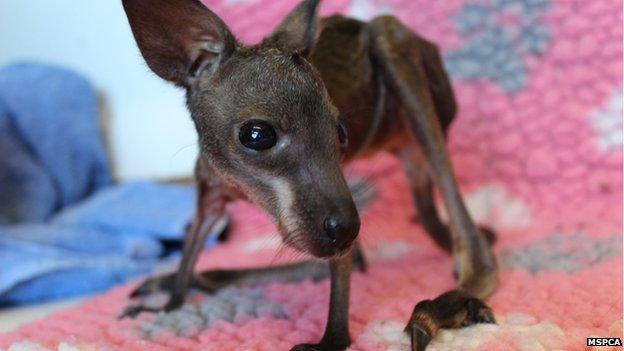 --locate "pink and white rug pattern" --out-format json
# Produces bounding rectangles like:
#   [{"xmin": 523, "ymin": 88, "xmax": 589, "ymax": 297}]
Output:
[{"xmin": 1, "ymin": 0, "xmax": 622, "ymax": 350}]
